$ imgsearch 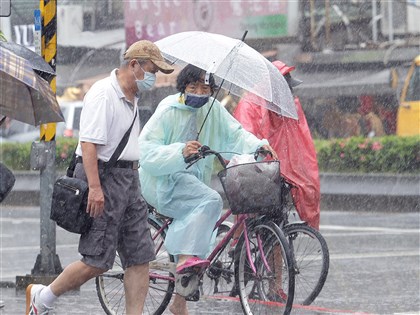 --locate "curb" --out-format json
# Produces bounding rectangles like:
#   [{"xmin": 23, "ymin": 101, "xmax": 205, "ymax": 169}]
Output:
[{"xmin": 2, "ymin": 172, "xmax": 419, "ymax": 211}]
